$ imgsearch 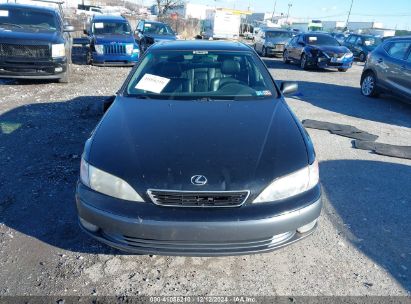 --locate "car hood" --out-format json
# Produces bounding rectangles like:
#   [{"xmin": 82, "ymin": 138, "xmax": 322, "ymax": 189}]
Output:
[
  {"xmin": 88, "ymin": 97, "xmax": 309, "ymax": 196},
  {"xmin": 310, "ymin": 45, "xmax": 350, "ymax": 54},
  {"xmin": 94, "ymin": 34, "xmax": 135, "ymax": 44},
  {"xmin": 0, "ymin": 27, "xmax": 62, "ymax": 44}
]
